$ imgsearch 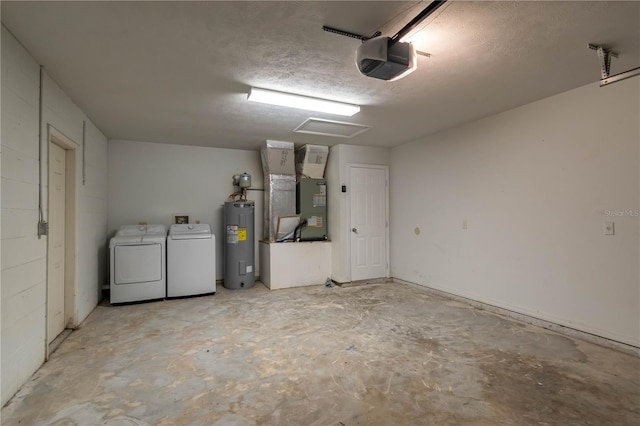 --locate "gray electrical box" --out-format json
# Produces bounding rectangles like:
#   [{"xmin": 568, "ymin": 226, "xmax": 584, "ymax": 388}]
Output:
[
  {"xmin": 296, "ymin": 178, "xmax": 327, "ymax": 241},
  {"xmin": 224, "ymin": 201, "xmax": 255, "ymax": 289}
]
